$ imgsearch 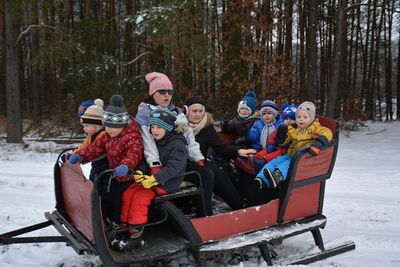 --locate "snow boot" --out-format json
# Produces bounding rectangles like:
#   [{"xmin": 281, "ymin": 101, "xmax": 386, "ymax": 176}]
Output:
[
  {"xmin": 118, "ymin": 227, "xmax": 145, "ymax": 252},
  {"xmin": 263, "ymin": 168, "xmax": 282, "ymax": 189}
]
